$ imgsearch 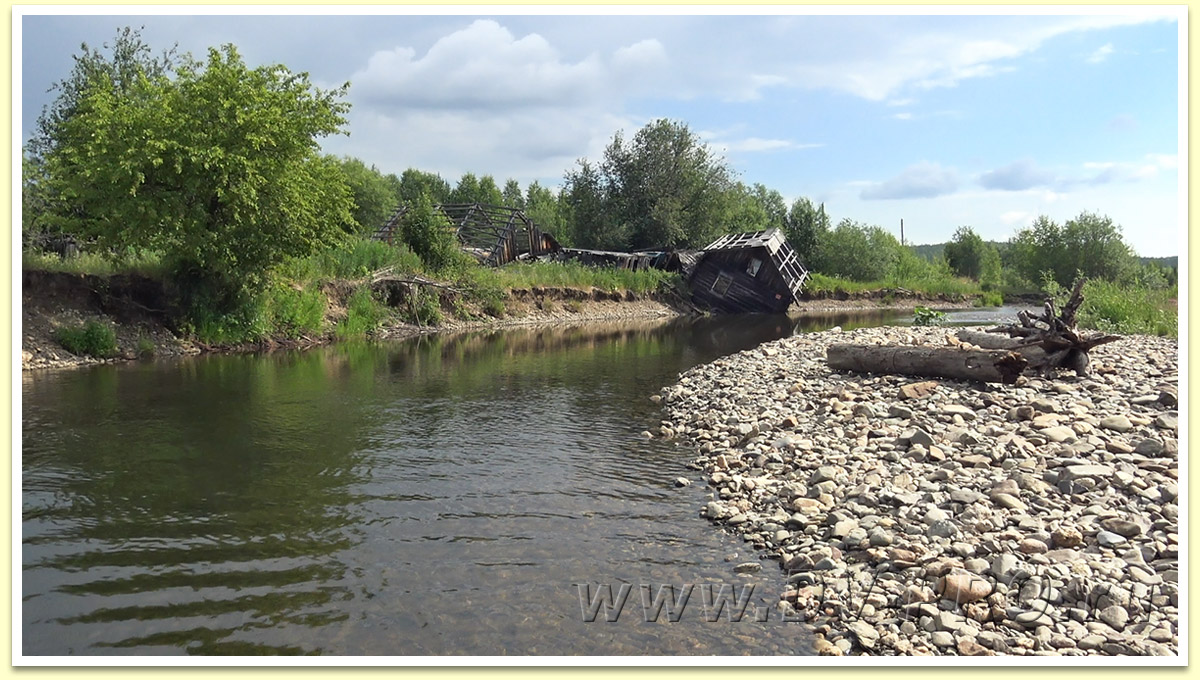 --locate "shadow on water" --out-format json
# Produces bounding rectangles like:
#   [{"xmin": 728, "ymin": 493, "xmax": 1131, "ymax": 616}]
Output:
[{"xmin": 23, "ymin": 315, "xmax": 831, "ymax": 657}]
